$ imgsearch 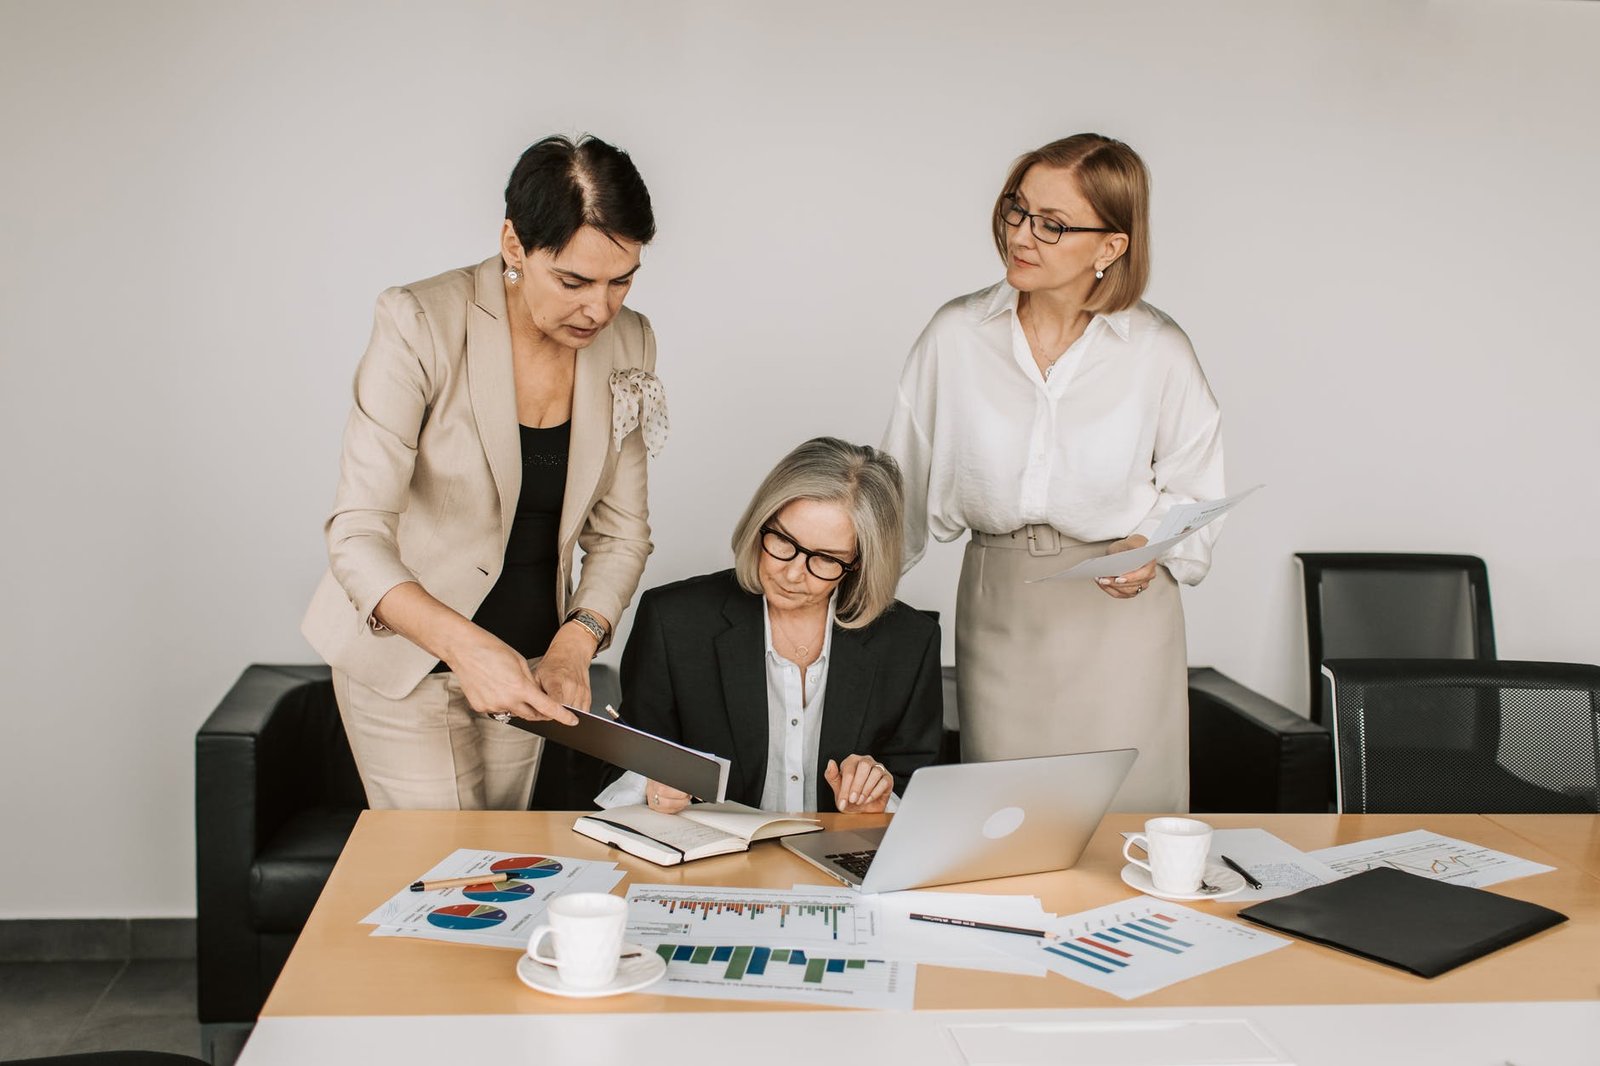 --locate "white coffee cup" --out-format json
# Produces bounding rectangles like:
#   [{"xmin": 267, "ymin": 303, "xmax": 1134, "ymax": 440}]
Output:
[
  {"xmin": 526, "ymin": 892, "xmax": 628, "ymax": 989},
  {"xmin": 1122, "ymin": 816, "xmax": 1213, "ymax": 895}
]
